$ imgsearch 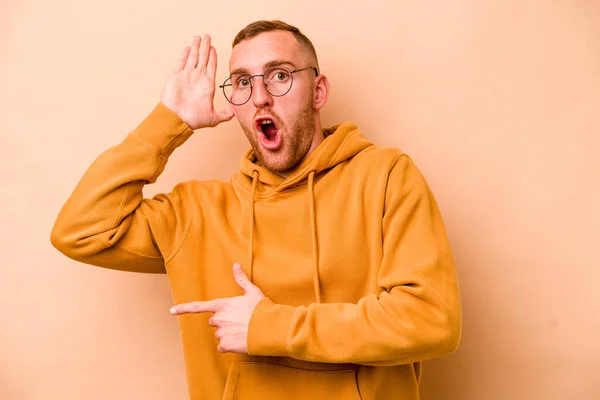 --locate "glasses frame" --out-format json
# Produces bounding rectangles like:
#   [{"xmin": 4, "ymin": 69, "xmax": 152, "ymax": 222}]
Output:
[{"xmin": 219, "ymin": 66, "xmax": 319, "ymax": 106}]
